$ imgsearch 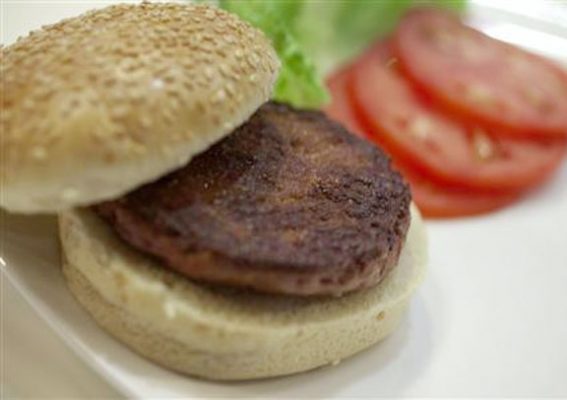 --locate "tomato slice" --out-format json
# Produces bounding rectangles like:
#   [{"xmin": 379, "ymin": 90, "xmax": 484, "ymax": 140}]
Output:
[
  {"xmin": 325, "ymin": 78, "xmax": 521, "ymax": 217},
  {"xmin": 350, "ymin": 41, "xmax": 567, "ymax": 192},
  {"xmin": 393, "ymin": 8, "xmax": 567, "ymax": 140},
  {"xmin": 325, "ymin": 65, "xmax": 365, "ymax": 136},
  {"xmin": 324, "ymin": 64, "xmax": 369, "ymax": 138},
  {"xmin": 396, "ymin": 164, "xmax": 521, "ymax": 218},
  {"xmin": 325, "ymin": 53, "xmax": 526, "ymax": 218}
]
